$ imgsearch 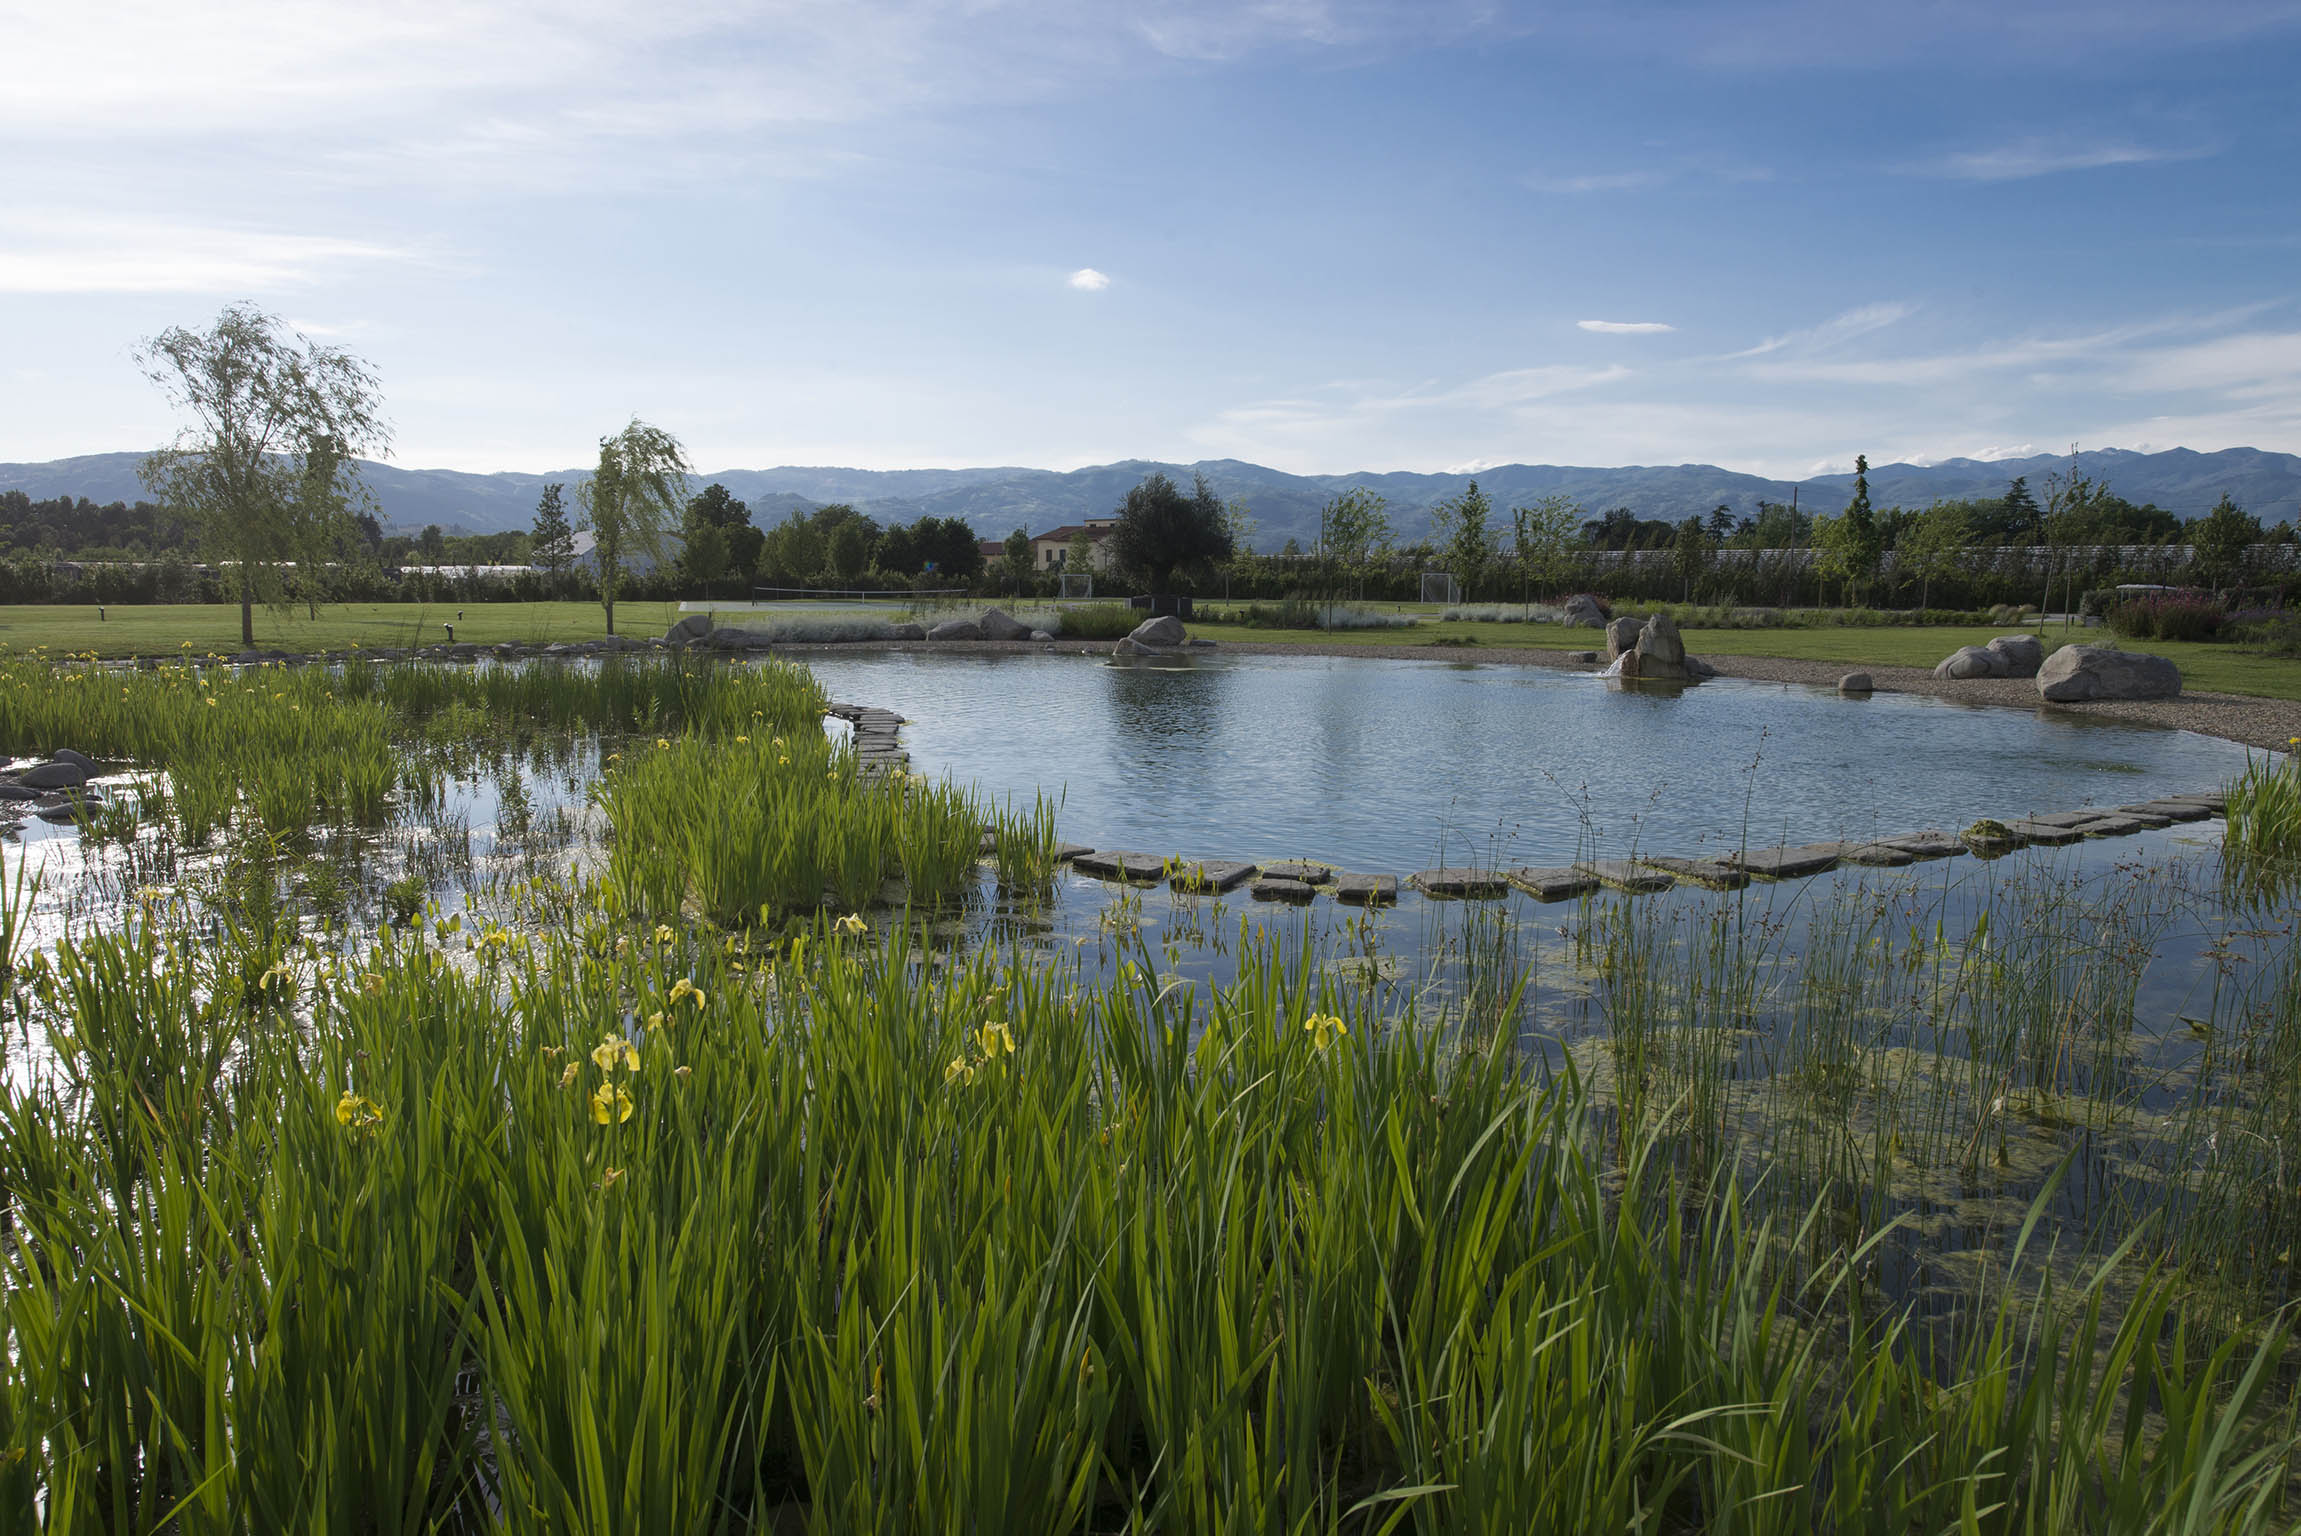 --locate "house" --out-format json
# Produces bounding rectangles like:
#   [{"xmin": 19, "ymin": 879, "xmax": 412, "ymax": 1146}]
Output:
[{"xmin": 1030, "ymin": 517, "xmax": 1118, "ymax": 572}]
